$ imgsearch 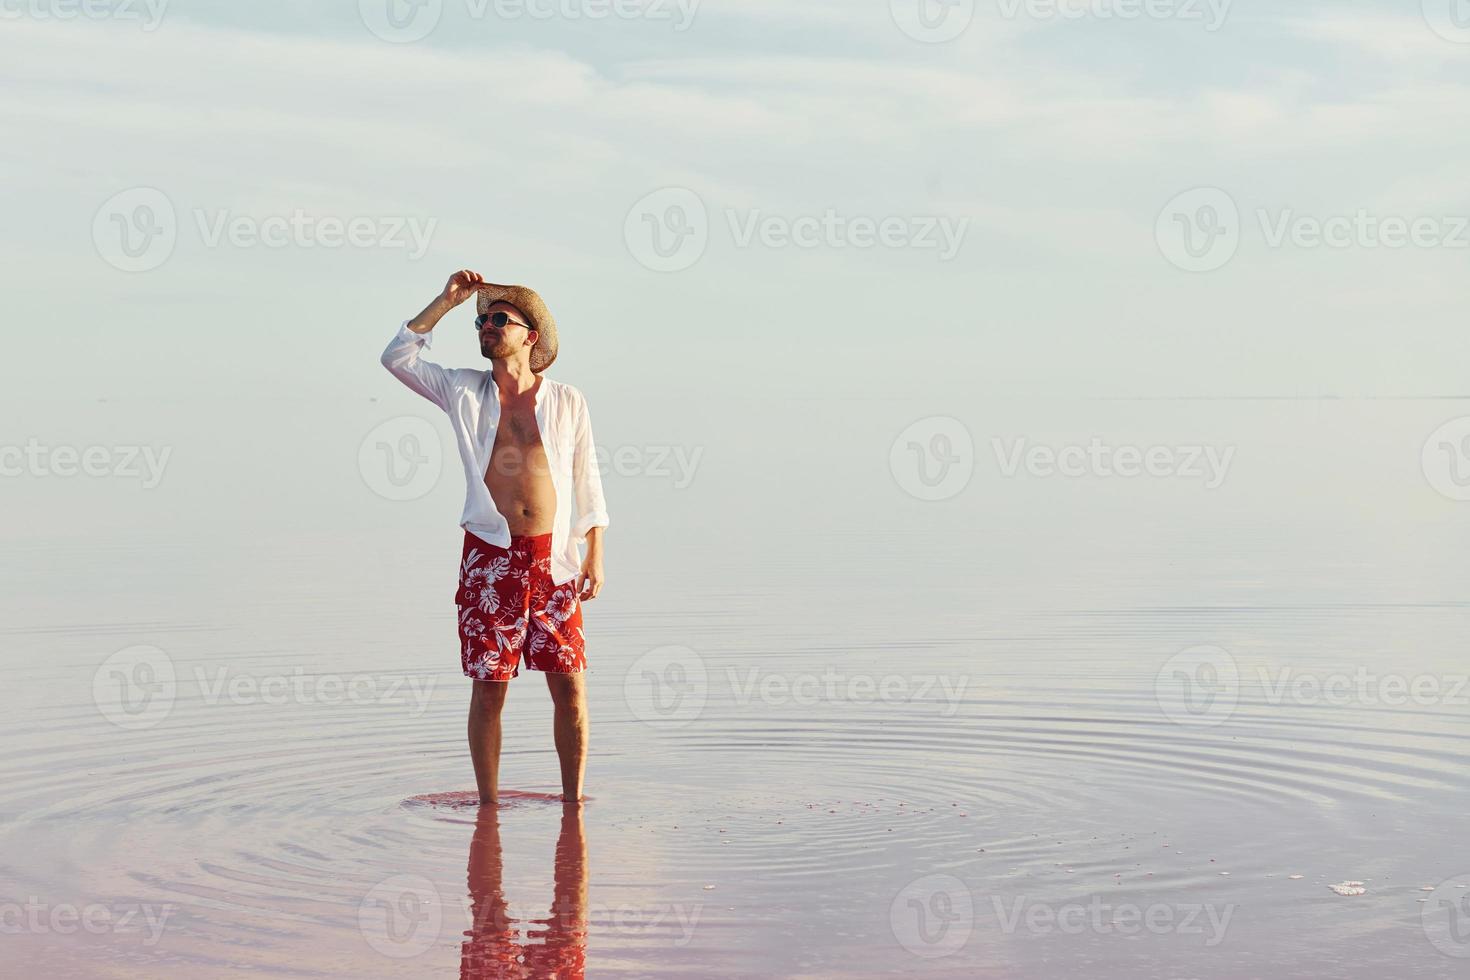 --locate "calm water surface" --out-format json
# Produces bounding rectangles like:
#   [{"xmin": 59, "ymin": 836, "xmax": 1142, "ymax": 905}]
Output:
[{"xmin": 3, "ymin": 402, "xmax": 1469, "ymax": 978}]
